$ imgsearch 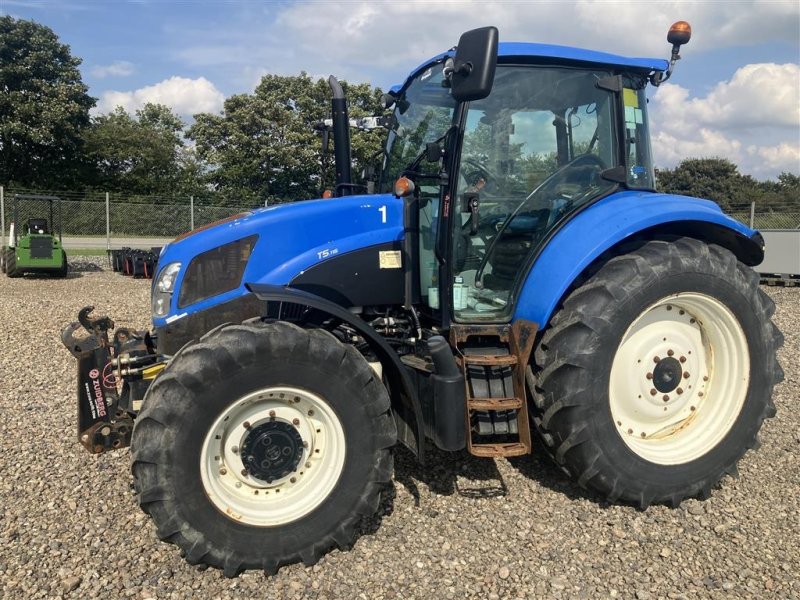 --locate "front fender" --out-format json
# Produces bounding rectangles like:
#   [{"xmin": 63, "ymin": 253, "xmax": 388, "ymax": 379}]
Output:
[{"xmin": 513, "ymin": 191, "xmax": 762, "ymax": 327}]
